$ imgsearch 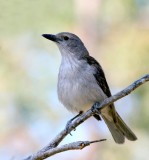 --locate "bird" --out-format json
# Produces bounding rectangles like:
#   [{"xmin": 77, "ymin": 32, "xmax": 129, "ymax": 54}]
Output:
[{"xmin": 42, "ymin": 32, "xmax": 137, "ymax": 144}]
